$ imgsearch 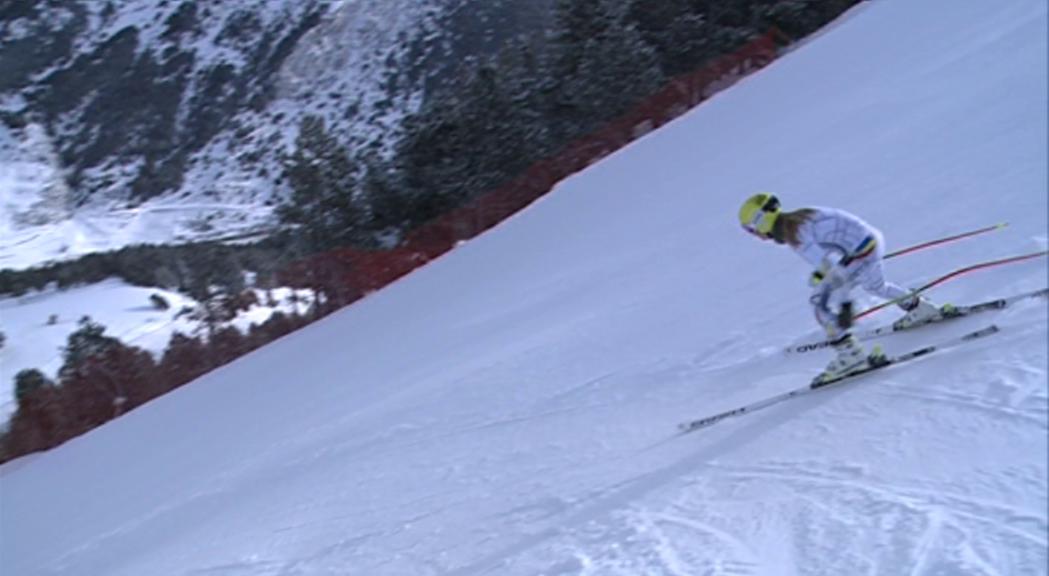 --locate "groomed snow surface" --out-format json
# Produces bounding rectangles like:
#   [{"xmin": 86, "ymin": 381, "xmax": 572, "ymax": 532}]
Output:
[{"xmin": 2, "ymin": 0, "xmax": 1046, "ymax": 574}]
